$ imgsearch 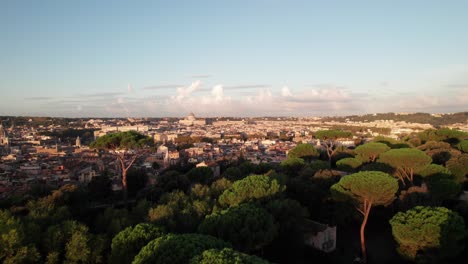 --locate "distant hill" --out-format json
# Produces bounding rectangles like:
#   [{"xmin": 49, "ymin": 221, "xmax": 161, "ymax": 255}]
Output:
[{"xmin": 321, "ymin": 112, "xmax": 468, "ymax": 127}]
